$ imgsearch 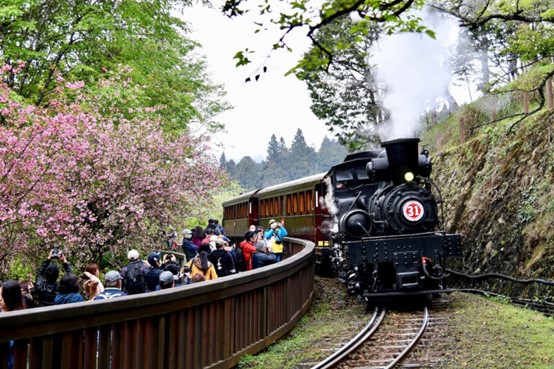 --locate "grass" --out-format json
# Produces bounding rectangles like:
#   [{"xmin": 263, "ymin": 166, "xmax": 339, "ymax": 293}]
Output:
[
  {"xmin": 439, "ymin": 292, "xmax": 554, "ymax": 369},
  {"xmin": 237, "ymin": 278, "xmax": 554, "ymax": 369},
  {"xmin": 236, "ymin": 277, "xmax": 367, "ymax": 369}
]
